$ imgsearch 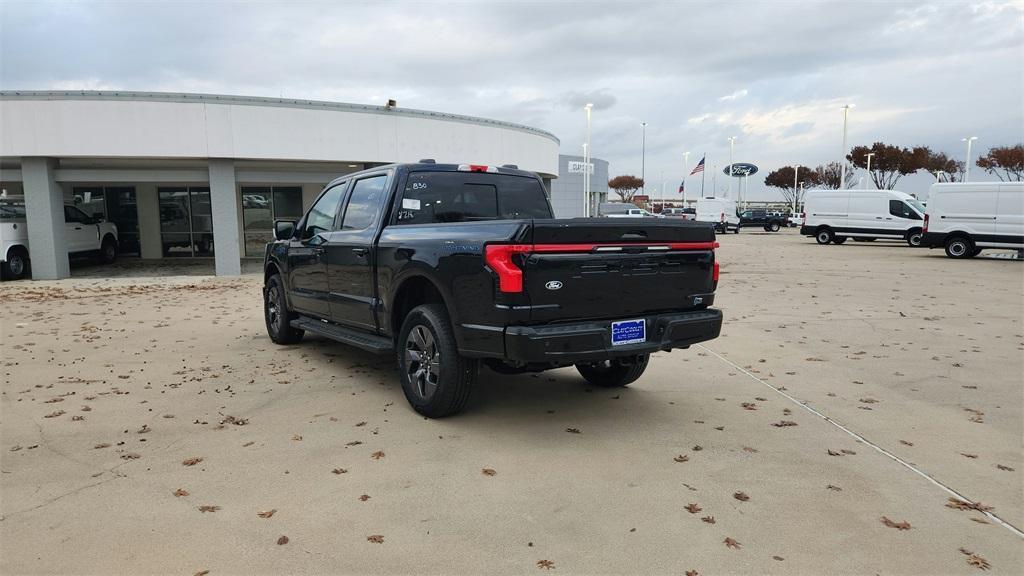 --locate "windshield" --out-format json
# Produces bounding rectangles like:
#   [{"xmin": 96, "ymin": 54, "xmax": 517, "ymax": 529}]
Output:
[
  {"xmin": 0, "ymin": 202, "xmax": 26, "ymax": 220},
  {"xmin": 907, "ymin": 199, "xmax": 925, "ymax": 214},
  {"xmin": 395, "ymin": 171, "xmax": 552, "ymax": 225}
]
